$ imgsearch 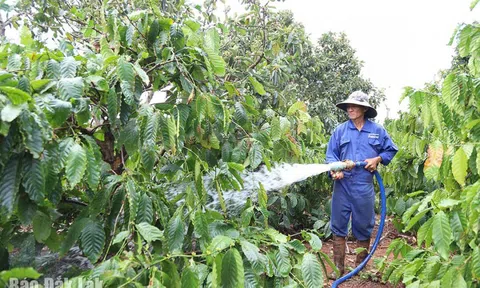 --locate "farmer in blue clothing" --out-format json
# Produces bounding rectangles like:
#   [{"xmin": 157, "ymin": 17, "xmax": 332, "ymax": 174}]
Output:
[{"xmin": 326, "ymin": 91, "xmax": 398, "ymax": 279}]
